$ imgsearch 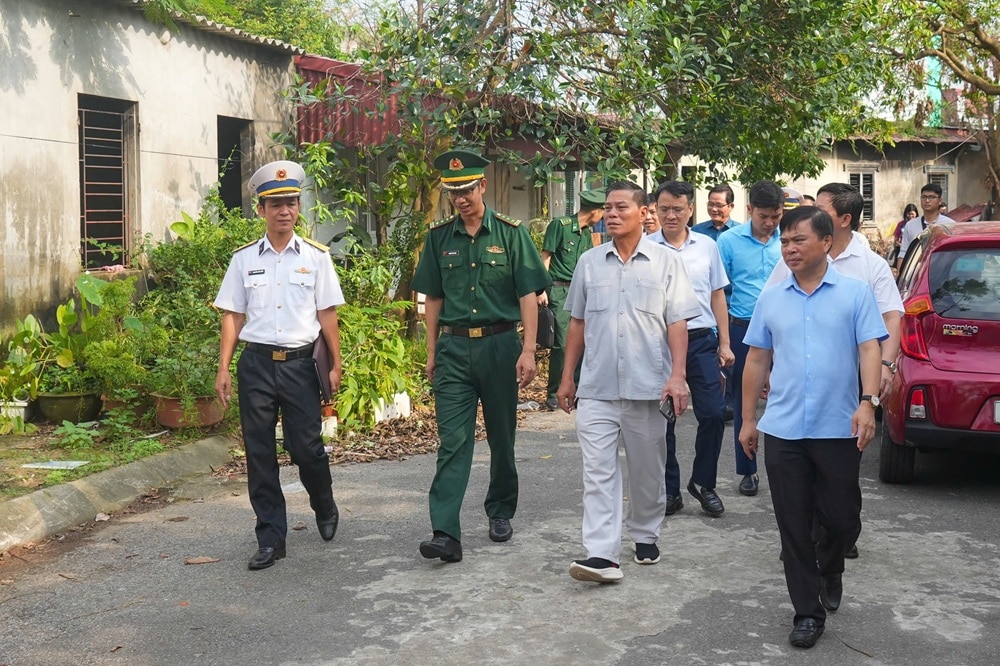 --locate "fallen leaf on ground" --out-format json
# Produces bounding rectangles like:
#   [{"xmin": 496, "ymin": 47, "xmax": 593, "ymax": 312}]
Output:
[
  {"xmin": 57, "ymin": 572, "xmax": 77, "ymax": 580},
  {"xmin": 291, "ymin": 521, "xmax": 307, "ymax": 531},
  {"xmin": 166, "ymin": 516, "xmax": 189, "ymax": 522},
  {"xmin": 1, "ymin": 579, "xmax": 14, "ymax": 585},
  {"xmin": 94, "ymin": 513, "xmax": 110, "ymax": 522},
  {"xmin": 183, "ymin": 556, "xmax": 220, "ymax": 565}
]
